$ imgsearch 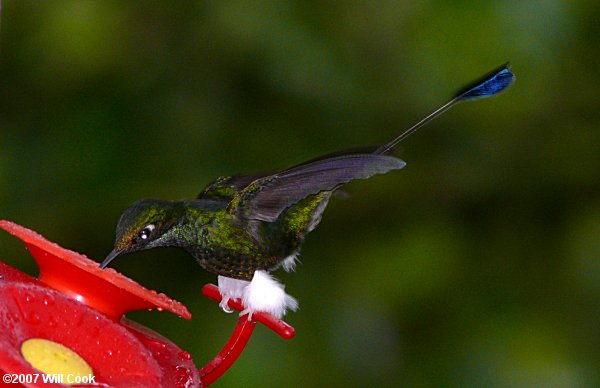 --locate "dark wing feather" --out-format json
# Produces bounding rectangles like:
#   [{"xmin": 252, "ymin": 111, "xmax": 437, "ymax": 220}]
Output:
[
  {"xmin": 229, "ymin": 154, "xmax": 405, "ymax": 222},
  {"xmin": 197, "ymin": 173, "xmax": 271, "ymax": 200}
]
